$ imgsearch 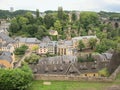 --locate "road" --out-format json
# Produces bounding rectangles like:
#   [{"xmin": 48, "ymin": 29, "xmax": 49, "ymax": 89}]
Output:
[{"xmin": 14, "ymin": 51, "xmax": 32, "ymax": 68}]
